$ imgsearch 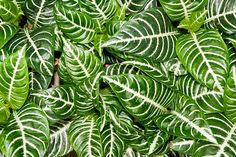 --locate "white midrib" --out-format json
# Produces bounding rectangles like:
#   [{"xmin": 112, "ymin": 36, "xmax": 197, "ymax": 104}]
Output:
[
  {"xmin": 205, "ymin": 10, "xmax": 236, "ymax": 23},
  {"xmin": 34, "ymin": 0, "xmax": 45, "ymax": 27},
  {"xmin": 13, "ymin": 111, "xmax": 27, "ymax": 157},
  {"xmin": 7, "ymin": 48, "xmax": 24, "ymax": 101},
  {"xmin": 109, "ymin": 124, "xmax": 114, "ymax": 157},
  {"xmin": 31, "ymin": 93, "xmax": 73, "ymax": 105},
  {"xmin": 170, "ymin": 110, "xmax": 217, "ymax": 144},
  {"xmin": 191, "ymin": 10, "xmax": 208, "ymax": 26},
  {"xmin": 191, "ymin": 32, "xmax": 224, "ymax": 93},
  {"xmin": 24, "ymin": 30, "xmax": 52, "ymax": 75},
  {"xmin": 102, "ymin": 31, "xmax": 179, "ymax": 47},
  {"xmin": 171, "ymin": 140, "xmax": 194, "ymax": 147},
  {"xmin": 122, "ymin": 61, "xmax": 161, "ymax": 73},
  {"xmin": 215, "ymin": 124, "xmax": 236, "ymax": 157},
  {"xmin": 91, "ymin": 0, "xmax": 107, "ymax": 20},
  {"xmin": 56, "ymin": 7, "xmax": 95, "ymax": 32},
  {"xmin": 180, "ymin": 0, "xmax": 189, "ymax": 19},
  {"xmin": 148, "ymin": 132, "xmax": 160, "ymax": 155},
  {"xmin": 232, "ymin": 66, "xmax": 236, "ymax": 87},
  {"xmin": 88, "ymin": 119, "xmax": 94, "ymax": 157},
  {"xmin": 50, "ymin": 123, "xmax": 70, "ymax": 139},
  {"xmin": 62, "ymin": 38, "xmax": 90, "ymax": 77},
  {"xmin": 103, "ymin": 76, "xmax": 167, "ymax": 112}
]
